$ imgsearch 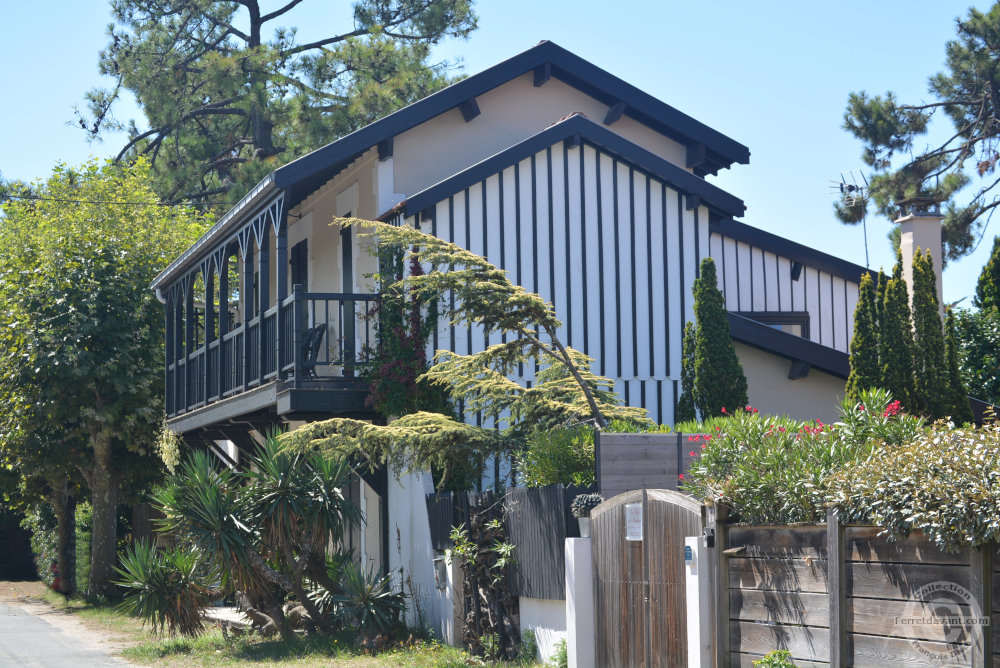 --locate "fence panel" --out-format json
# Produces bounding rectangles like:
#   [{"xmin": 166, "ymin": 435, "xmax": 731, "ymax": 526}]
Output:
[
  {"xmin": 506, "ymin": 485, "xmax": 567, "ymax": 600},
  {"xmin": 598, "ymin": 433, "xmax": 699, "ymax": 499}
]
